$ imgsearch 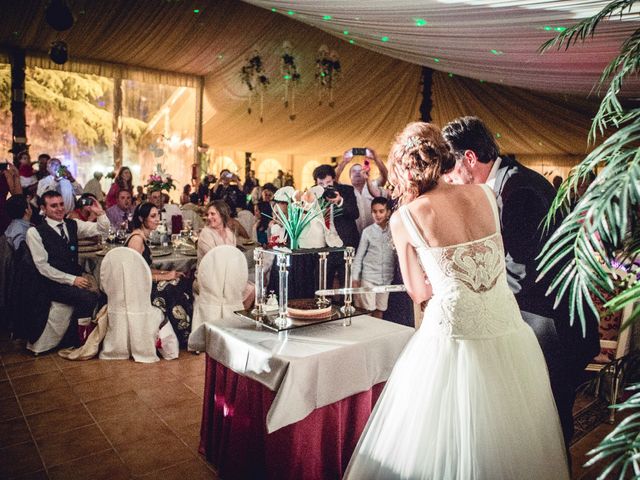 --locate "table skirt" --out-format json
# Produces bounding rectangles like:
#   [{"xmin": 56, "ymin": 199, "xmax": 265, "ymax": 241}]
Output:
[{"xmin": 199, "ymin": 356, "xmax": 384, "ymax": 480}]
